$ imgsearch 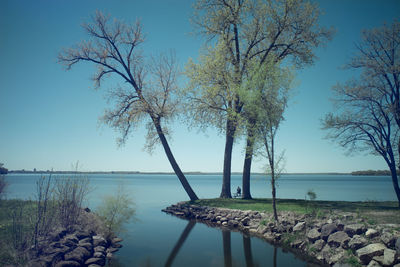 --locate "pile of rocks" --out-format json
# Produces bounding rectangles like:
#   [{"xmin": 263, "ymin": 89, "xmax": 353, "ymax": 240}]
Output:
[
  {"xmin": 163, "ymin": 202, "xmax": 400, "ymax": 267},
  {"xmin": 29, "ymin": 228, "xmax": 123, "ymax": 267}
]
